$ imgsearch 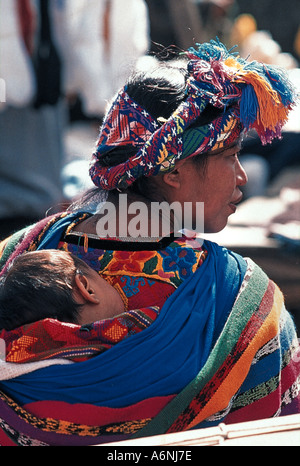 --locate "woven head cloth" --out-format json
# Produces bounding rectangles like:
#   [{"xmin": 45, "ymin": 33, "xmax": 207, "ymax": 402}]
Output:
[{"xmin": 90, "ymin": 39, "xmax": 297, "ymax": 191}]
